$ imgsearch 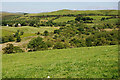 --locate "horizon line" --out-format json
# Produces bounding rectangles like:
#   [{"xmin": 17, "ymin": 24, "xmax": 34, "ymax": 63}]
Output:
[{"xmin": 1, "ymin": 9, "xmax": 118, "ymax": 14}]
